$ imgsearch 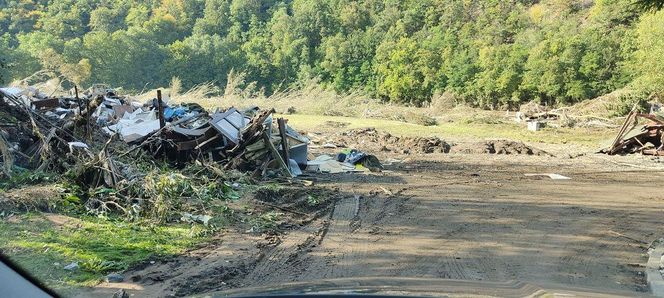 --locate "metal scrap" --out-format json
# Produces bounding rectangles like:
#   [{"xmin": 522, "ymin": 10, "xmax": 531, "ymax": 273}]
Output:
[
  {"xmin": 606, "ymin": 108, "xmax": 664, "ymax": 156},
  {"xmin": 0, "ymin": 82, "xmax": 387, "ymax": 185}
]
